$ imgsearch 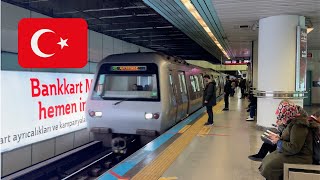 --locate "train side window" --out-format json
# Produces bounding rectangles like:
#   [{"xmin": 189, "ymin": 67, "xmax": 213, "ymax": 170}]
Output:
[
  {"xmin": 190, "ymin": 75, "xmax": 196, "ymax": 92},
  {"xmin": 194, "ymin": 75, "xmax": 200, "ymax": 92},
  {"xmin": 178, "ymin": 72, "xmax": 187, "ymax": 94},
  {"xmin": 178, "ymin": 74, "xmax": 183, "ymax": 93},
  {"xmin": 199, "ymin": 75, "xmax": 204, "ymax": 89},
  {"xmin": 169, "ymin": 74, "xmax": 173, "ymax": 85}
]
